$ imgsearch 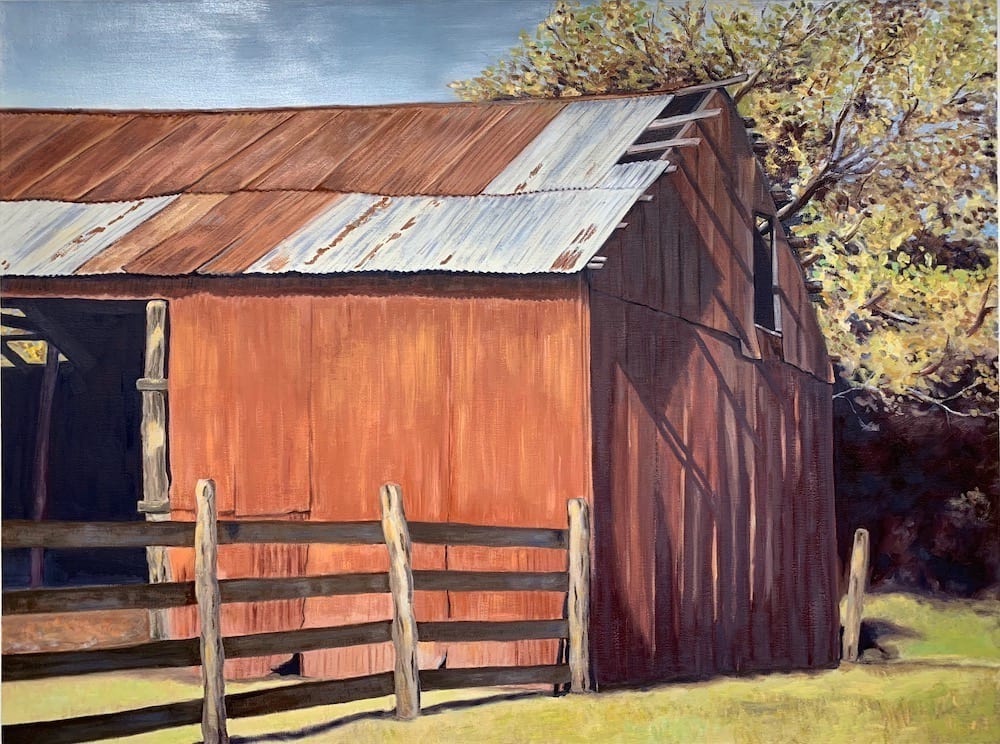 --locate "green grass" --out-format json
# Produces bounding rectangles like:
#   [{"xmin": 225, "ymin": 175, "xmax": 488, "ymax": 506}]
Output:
[{"xmin": 3, "ymin": 593, "xmax": 998, "ymax": 743}]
